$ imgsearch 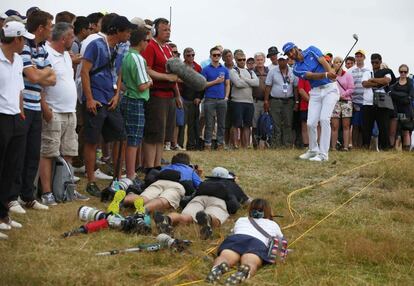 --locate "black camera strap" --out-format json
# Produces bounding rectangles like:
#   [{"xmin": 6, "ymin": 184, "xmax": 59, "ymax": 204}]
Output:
[{"xmin": 248, "ymin": 217, "xmax": 272, "ymax": 239}]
